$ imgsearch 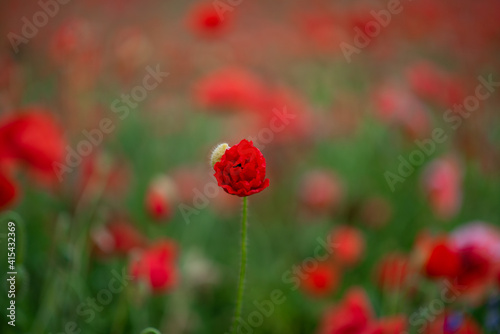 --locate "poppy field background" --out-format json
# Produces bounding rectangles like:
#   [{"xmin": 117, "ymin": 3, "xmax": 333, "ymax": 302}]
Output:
[{"xmin": 0, "ymin": 0, "xmax": 500, "ymax": 333}]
